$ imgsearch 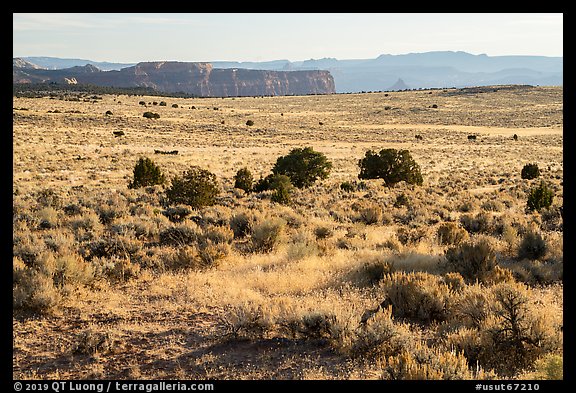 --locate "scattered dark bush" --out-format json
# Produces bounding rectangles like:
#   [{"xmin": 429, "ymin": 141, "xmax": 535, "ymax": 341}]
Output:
[
  {"xmin": 63, "ymin": 203, "xmax": 83, "ymax": 216},
  {"xmin": 314, "ymin": 226, "xmax": 334, "ymax": 240},
  {"xmin": 272, "ymin": 147, "xmax": 332, "ymax": 188},
  {"xmin": 526, "ymin": 181, "xmax": 554, "ymax": 212},
  {"xmin": 340, "ymin": 181, "xmax": 356, "ymax": 192},
  {"xmin": 230, "ymin": 212, "xmax": 256, "ymax": 238},
  {"xmin": 166, "ymin": 166, "xmax": 220, "ymax": 209},
  {"xmin": 269, "ymin": 174, "xmax": 293, "ymax": 205},
  {"xmin": 128, "ymin": 157, "xmax": 165, "ymax": 189},
  {"xmin": 159, "ymin": 101, "xmax": 167, "ymax": 106},
  {"xmin": 393, "ymin": 193, "xmax": 410, "ymax": 208},
  {"xmin": 172, "ymin": 103, "xmax": 178, "ymax": 108},
  {"xmin": 143, "ymin": 111, "xmax": 160, "ymax": 119},
  {"xmin": 105, "ymin": 110, "xmax": 113, "ymax": 116},
  {"xmin": 246, "ymin": 120, "xmax": 254, "ymax": 126},
  {"xmin": 521, "ymin": 163, "xmax": 540, "ymax": 180},
  {"xmin": 358, "ymin": 148, "xmax": 423, "ymax": 187},
  {"xmin": 233, "ymin": 167, "xmax": 253, "ymax": 193},
  {"xmin": 153, "ymin": 149, "xmax": 178, "ymax": 155}
]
